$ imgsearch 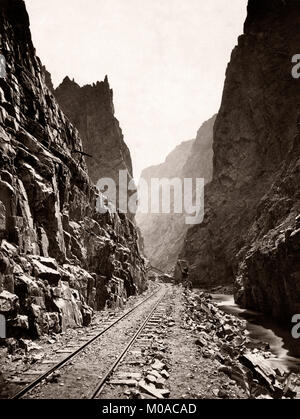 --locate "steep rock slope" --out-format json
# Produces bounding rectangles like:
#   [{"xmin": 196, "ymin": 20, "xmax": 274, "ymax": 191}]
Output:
[
  {"xmin": 235, "ymin": 121, "xmax": 300, "ymax": 321},
  {"xmin": 54, "ymin": 76, "xmax": 135, "ymax": 214},
  {"xmin": 137, "ymin": 116, "xmax": 215, "ymax": 271},
  {"xmin": 0, "ymin": 0, "xmax": 146, "ymax": 339},
  {"xmin": 179, "ymin": 0, "xmax": 300, "ymax": 320}
]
